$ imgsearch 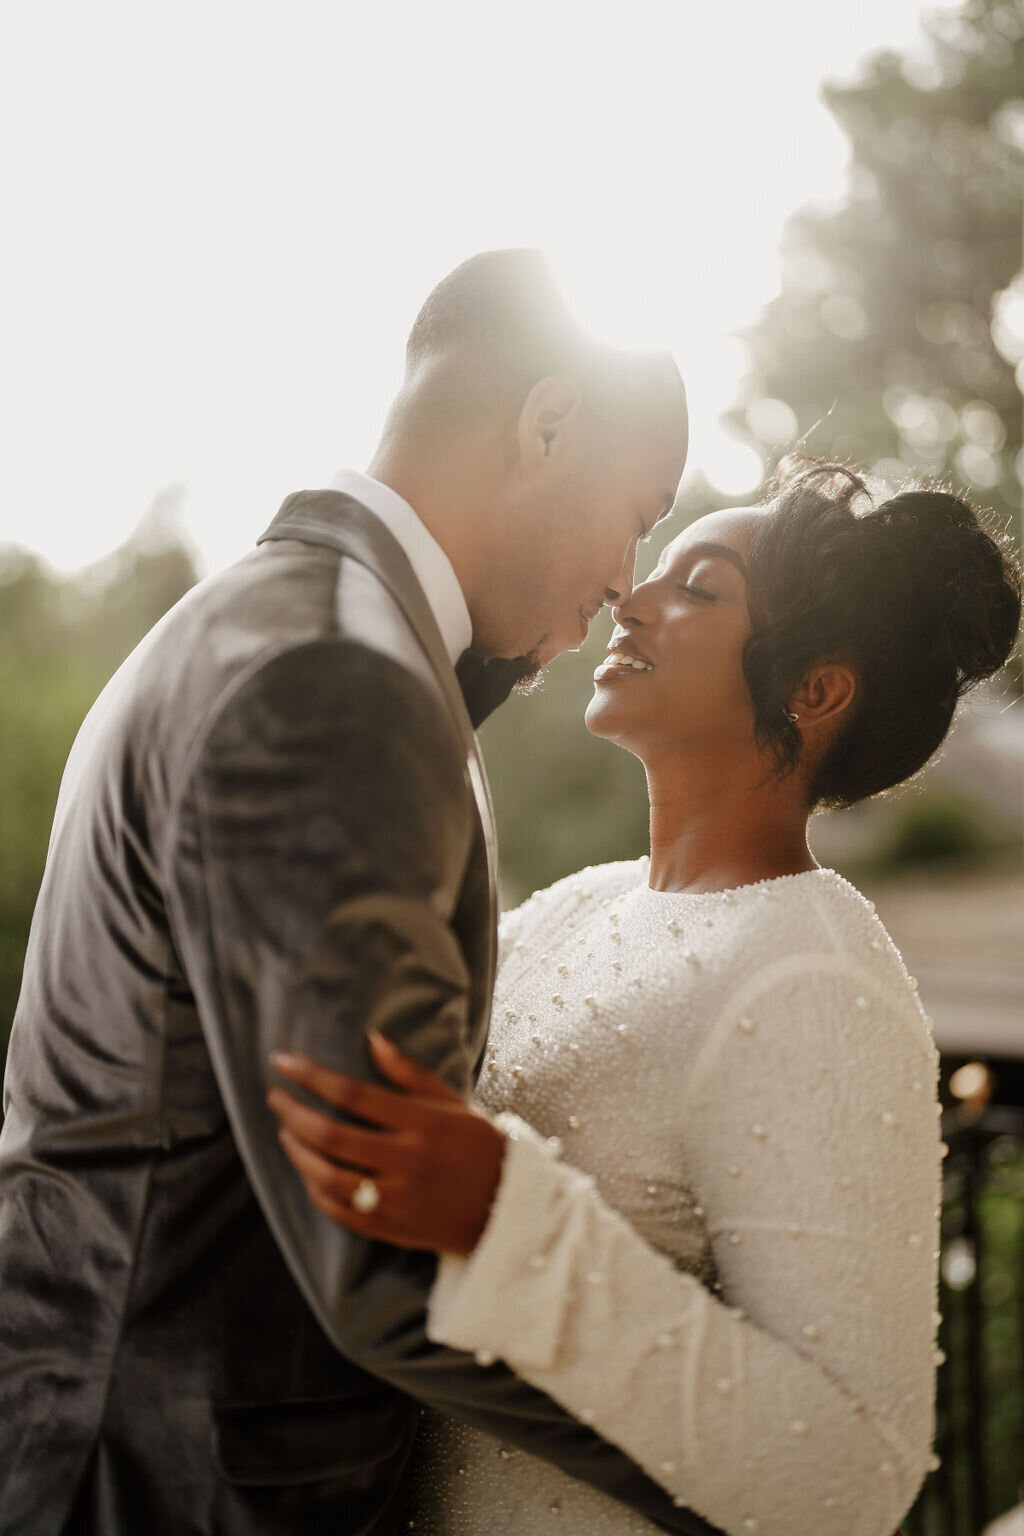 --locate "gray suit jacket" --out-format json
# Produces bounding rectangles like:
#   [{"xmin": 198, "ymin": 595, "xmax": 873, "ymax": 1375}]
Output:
[{"xmin": 0, "ymin": 491, "xmax": 719, "ymax": 1535}]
